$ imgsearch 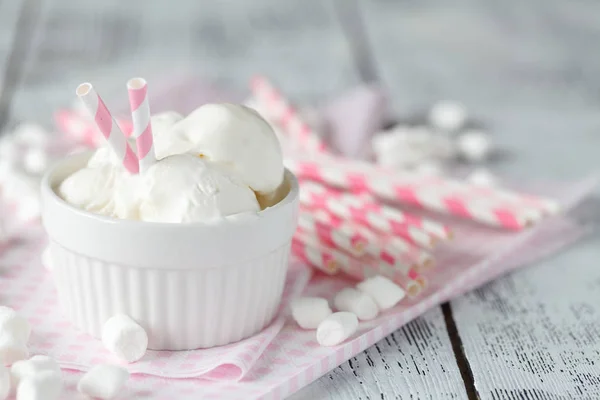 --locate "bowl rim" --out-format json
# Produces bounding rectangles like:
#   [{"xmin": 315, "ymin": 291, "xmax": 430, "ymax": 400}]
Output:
[{"xmin": 41, "ymin": 151, "xmax": 299, "ymax": 228}]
